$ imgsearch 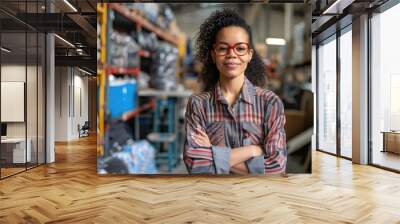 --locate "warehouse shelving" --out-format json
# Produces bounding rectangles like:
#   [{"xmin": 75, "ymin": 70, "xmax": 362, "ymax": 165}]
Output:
[
  {"xmin": 97, "ymin": 3, "xmax": 107, "ymax": 157},
  {"xmin": 99, "ymin": 3, "xmax": 177, "ymax": 158},
  {"xmin": 98, "ymin": 3, "xmax": 186, "ymax": 172},
  {"xmin": 108, "ymin": 3, "xmax": 179, "ymax": 47}
]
